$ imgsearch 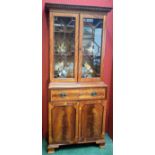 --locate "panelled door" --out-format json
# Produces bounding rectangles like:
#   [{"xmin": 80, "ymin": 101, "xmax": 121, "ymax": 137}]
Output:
[
  {"xmin": 79, "ymin": 100, "xmax": 106, "ymax": 141},
  {"xmin": 49, "ymin": 12, "xmax": 106, "ymax": 83},
  {"xmin": 49, "ymin": 12, "xmax": 79, "ymax": 82},
  {"xmin": 78, "ymin": 14, "xmax": 106, "ymax": 82},
  {"xmin": 48, "ymin": 102, "xmax": 78, "ymax": 144}
]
